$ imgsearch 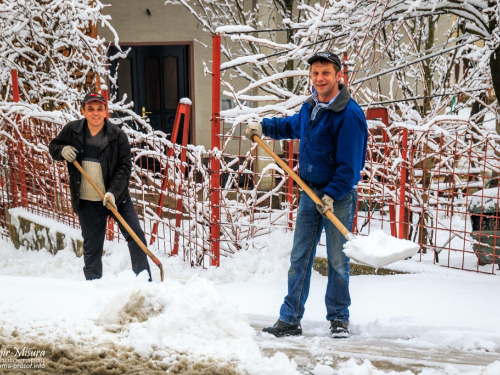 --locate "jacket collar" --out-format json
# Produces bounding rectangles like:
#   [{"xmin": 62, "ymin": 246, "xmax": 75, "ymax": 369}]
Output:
[{"xmin": 306, "ymin": 83, "xmax": 351, "ymax": 112}]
